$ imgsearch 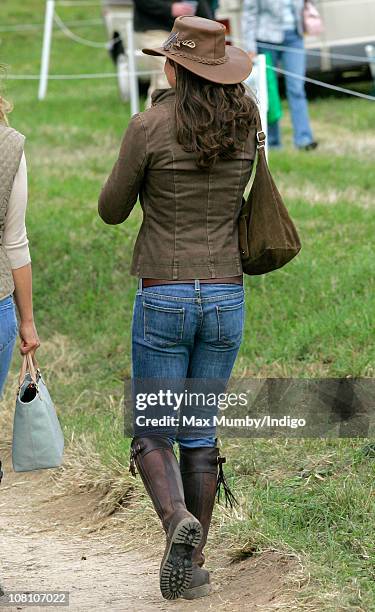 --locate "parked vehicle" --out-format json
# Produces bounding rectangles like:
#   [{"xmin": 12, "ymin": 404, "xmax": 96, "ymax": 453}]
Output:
[{"xmin": 304, "ymin": 0, "xmax": 375, "ymax": 75}]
